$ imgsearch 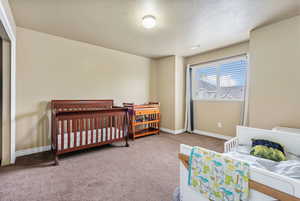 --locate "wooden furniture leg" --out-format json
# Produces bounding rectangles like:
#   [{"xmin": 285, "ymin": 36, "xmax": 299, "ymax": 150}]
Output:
[
  {"xmin": 125, "ymin": 114, "xmax": 130, "ymax": 147},
  {"xmin": 54, "ymin": 155, "xmax": 59, "ymax": 166},
  {"xmin": 132, "ymin": 115, "xmax": 136, "ymax": 140},
  {"xmin": 158, "ymin": 113, "xmax": 161, "ymax": 135}
]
